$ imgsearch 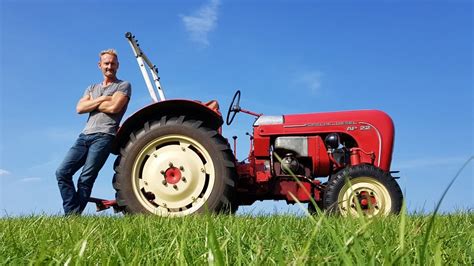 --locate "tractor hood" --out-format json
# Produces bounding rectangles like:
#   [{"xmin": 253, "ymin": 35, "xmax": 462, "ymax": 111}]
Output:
[
  {"xmin": 254, "ymin": 110, "xmax": 395, "ymax": 170},
  {"xmin": 283, "ymin": 109, "xmax": 394, "ymax": 129},
  {"xmin": 255, "ymin": 110, "xmax": 394, "ymax": 131}
]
